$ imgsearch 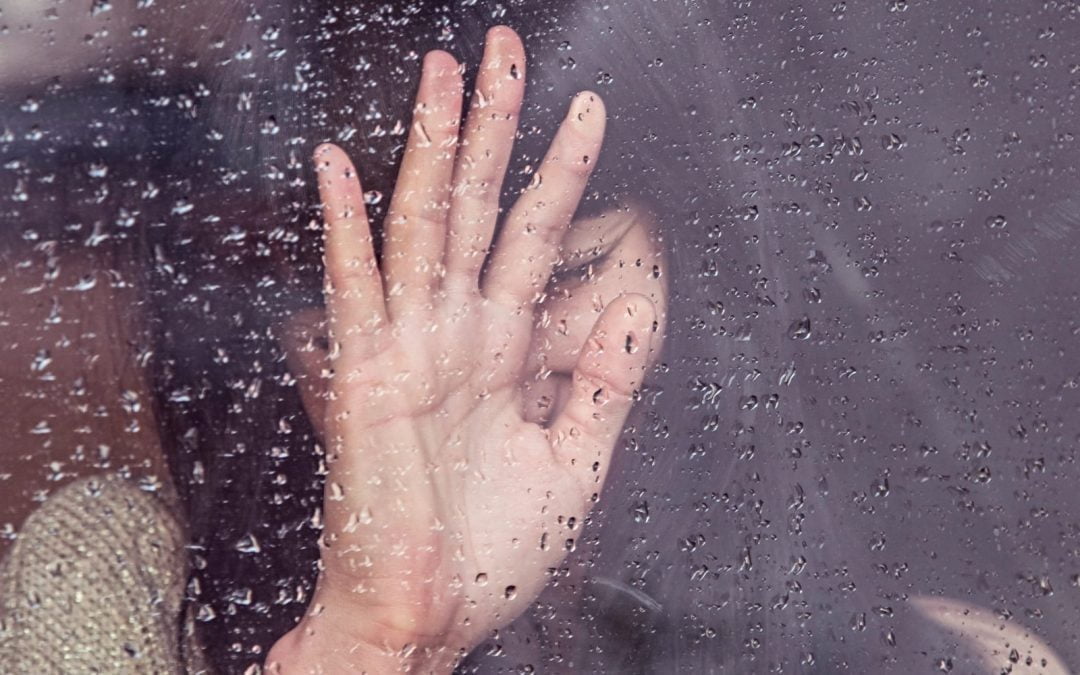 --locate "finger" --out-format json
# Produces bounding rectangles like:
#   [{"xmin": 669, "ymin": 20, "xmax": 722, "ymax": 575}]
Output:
[
  {"xmin": 444, "ymin": 25, "xmax": 526, "ymax": 292},
  {"xmin": 482, "ymin": 91, "xmax": 606, "ymax": 311},
  {"xmin": 314, "ymin": 143, "xmax": 388, "ymax": 348},
  {"xmin": 280, "ymin": 308, "xmax": 330, "ymax": 439},
  {"xmin": 547, "ymin": 293, "xmax": 656, "ymax": 495},
  {"xmin": 382, "ymin": 49, "xmax": 464, "ymax": 316}
]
